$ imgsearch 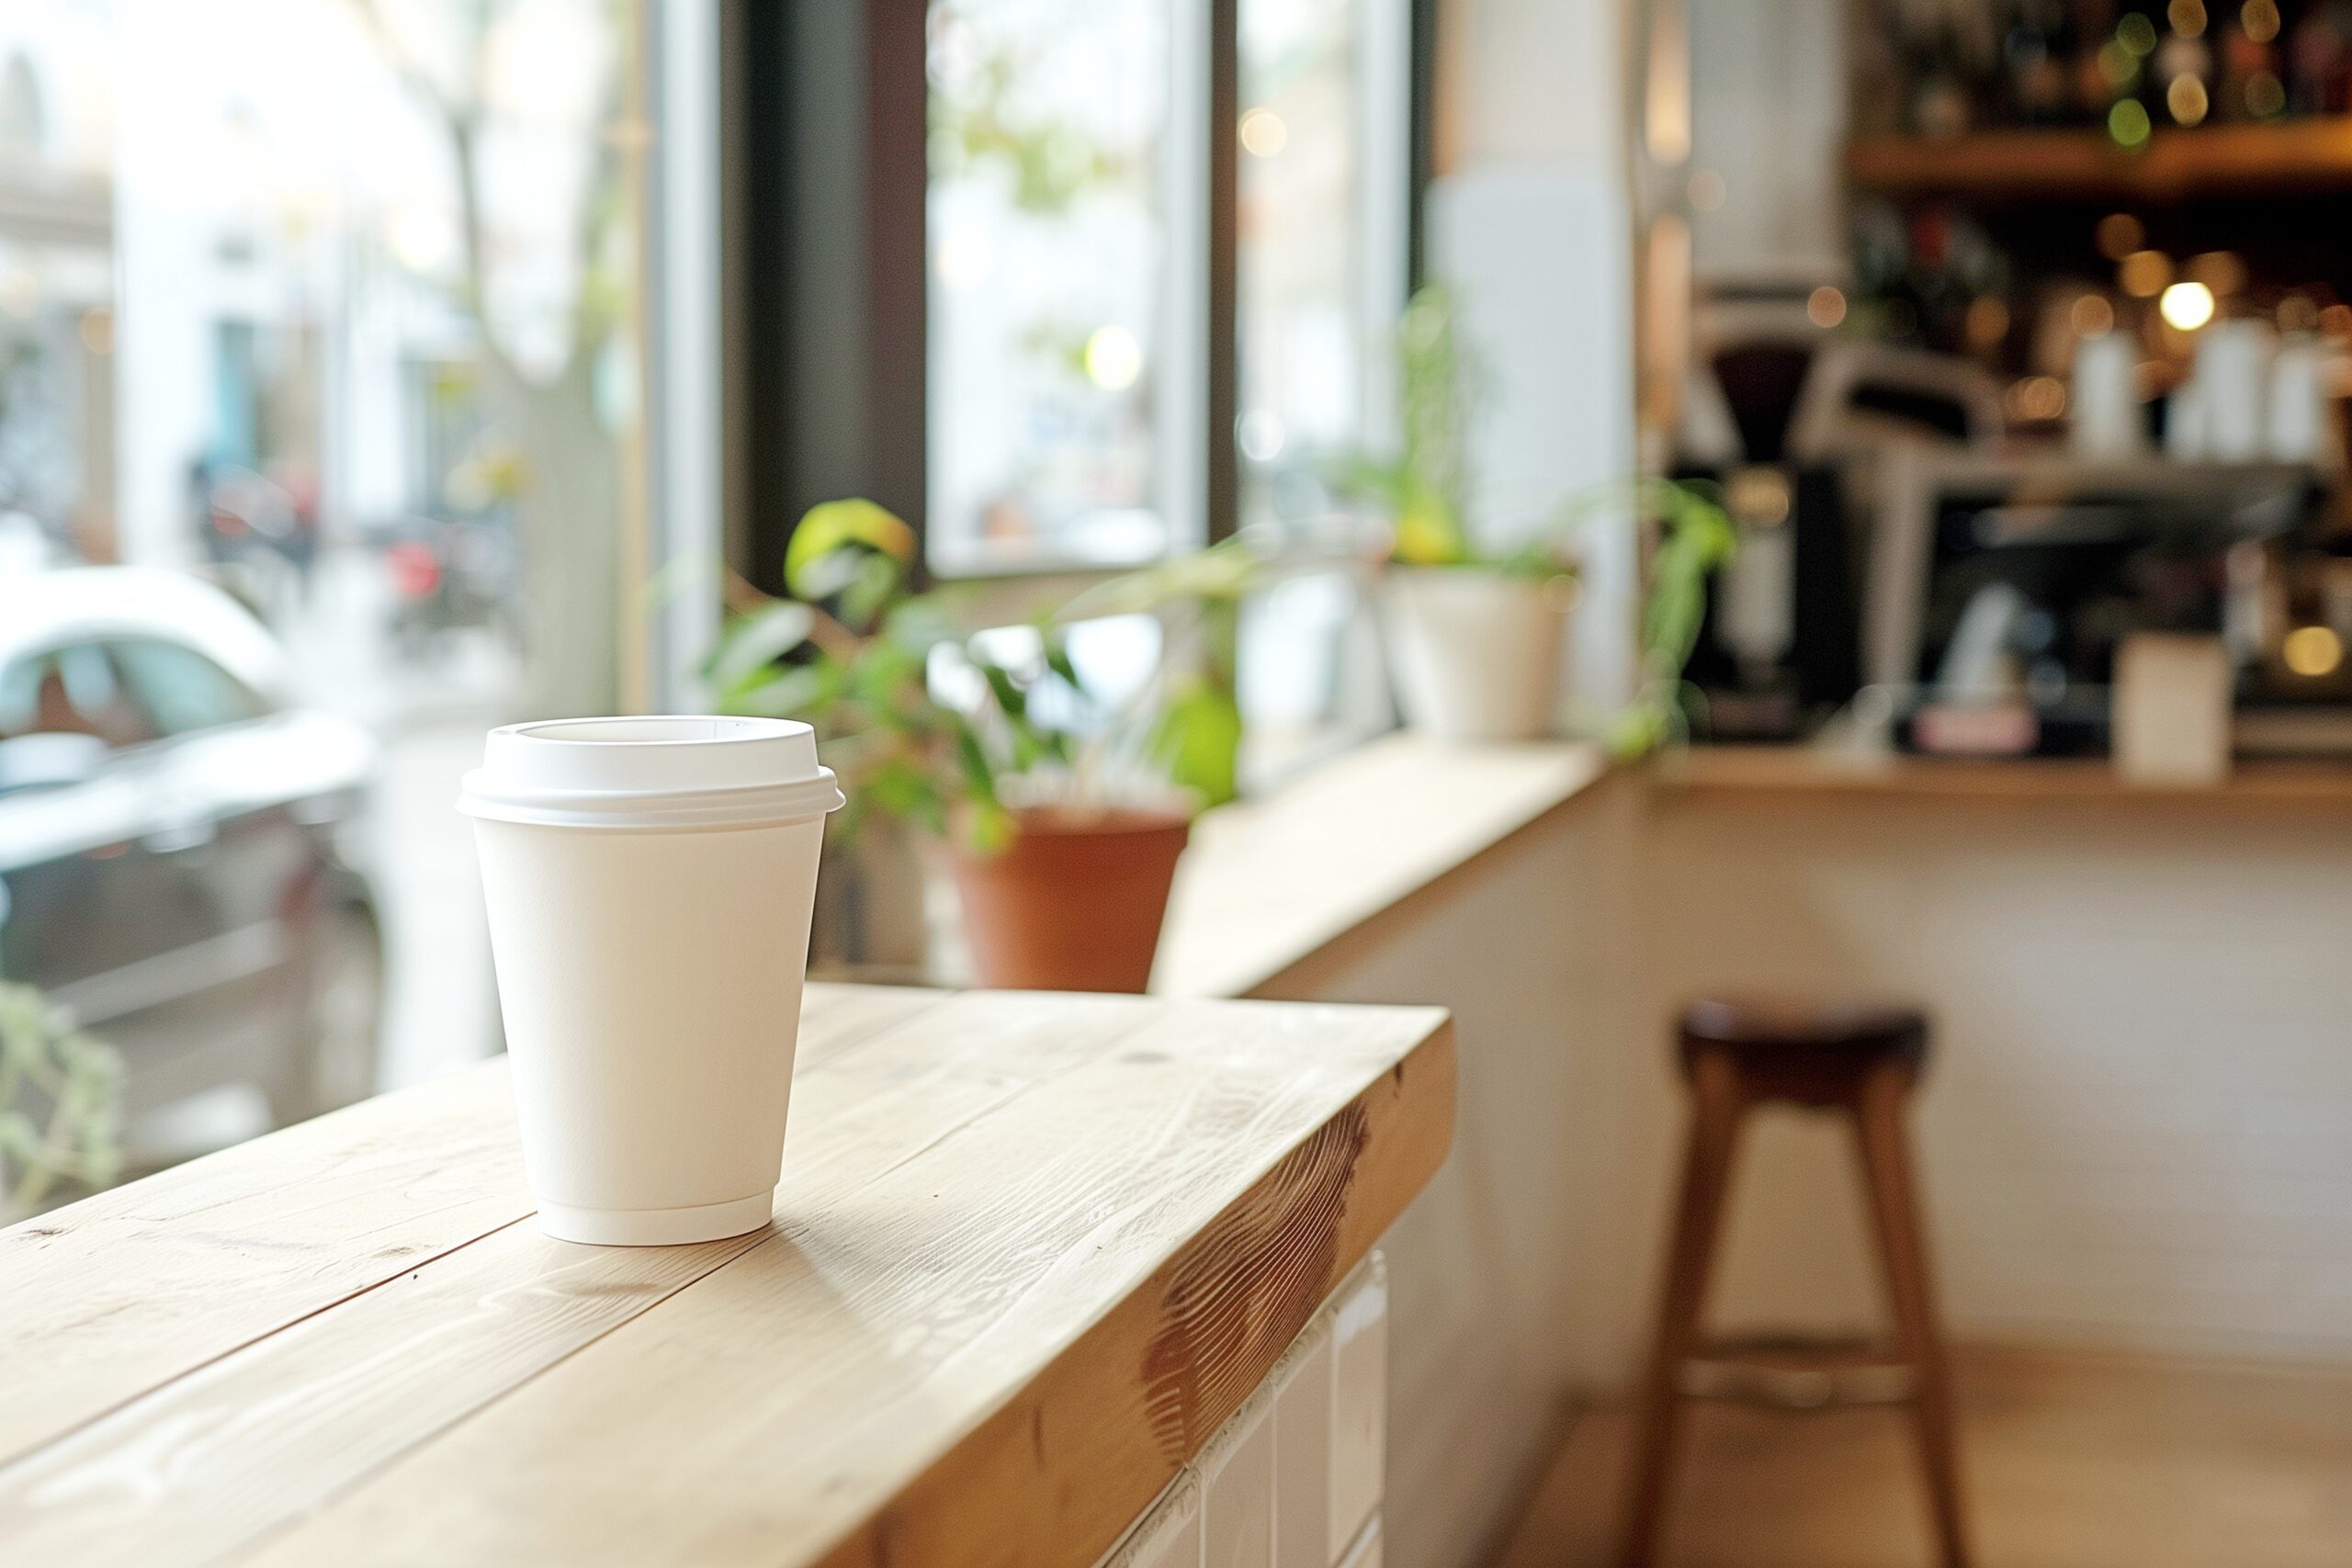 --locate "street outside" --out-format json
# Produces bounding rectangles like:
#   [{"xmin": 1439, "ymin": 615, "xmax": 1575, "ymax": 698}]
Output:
[{"xmin": 270, "ymin": 542, "xmax": 513, "ymax": 1094}]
